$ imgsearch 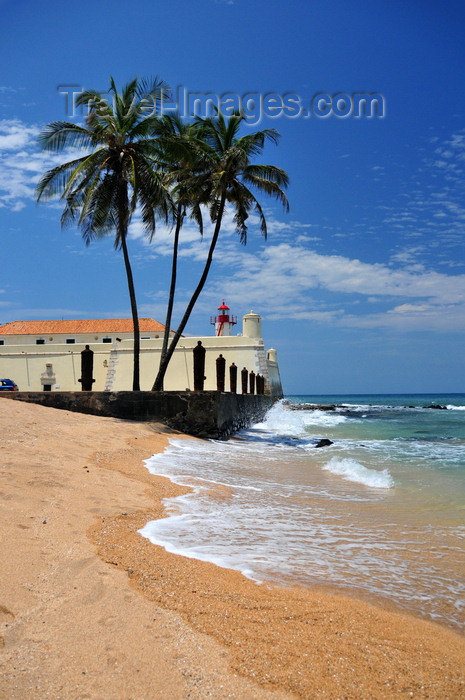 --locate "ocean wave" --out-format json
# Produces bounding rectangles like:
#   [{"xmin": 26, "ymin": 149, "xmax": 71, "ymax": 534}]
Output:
[
  {"xmin": 322, "ymin": 457, "xmax": 394, "ymax": 488},
  {"xmin": 447, "ymin": 405, "xmax": 465, "ymax": 411},
  {"xmin": 302, "ymin": 411, "xmax": 348, "ymax": 427},
  {"xmin": 258, "ymin": 401, "xmax": 347, "ymax": 437}
]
